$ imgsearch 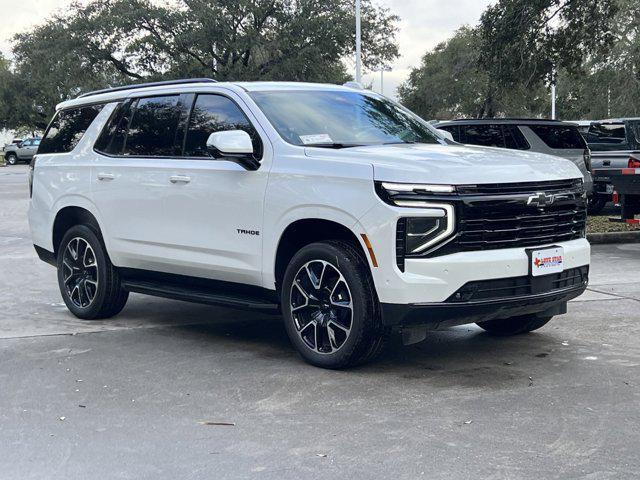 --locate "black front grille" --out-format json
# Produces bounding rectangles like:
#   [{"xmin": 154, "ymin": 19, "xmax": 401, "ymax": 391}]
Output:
[
  {"xmin": 446, "ymin": 266, "xmax": 589, "ymax": 303},
  {"xmin": 436, "ymin": 196, "xmax": 587, "ymax": 255},
  {"xmin": 456, "ymin": 178, "xmax": 583, "ymax": 196},
  {"xmin": 389, "ymin": 180, "xmax": 587, "ymax": 261}
]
